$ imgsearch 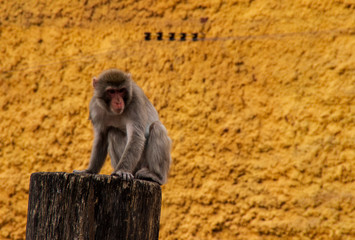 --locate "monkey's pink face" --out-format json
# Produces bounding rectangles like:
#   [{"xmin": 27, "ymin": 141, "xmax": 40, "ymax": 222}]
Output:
[{"xmin": 106, "ymin": 88, "xmax": 127, "ymax": 114}]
